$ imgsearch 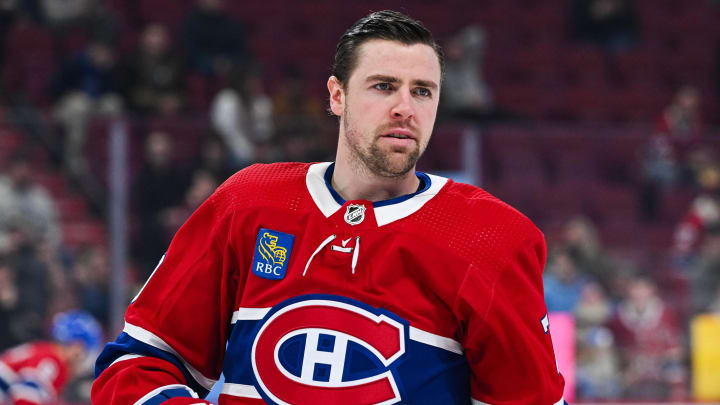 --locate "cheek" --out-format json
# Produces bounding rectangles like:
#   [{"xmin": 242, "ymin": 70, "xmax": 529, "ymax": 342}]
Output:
[{"xmin": 418, "ymin": 104, "xmax": 438, "ymax": 128}]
